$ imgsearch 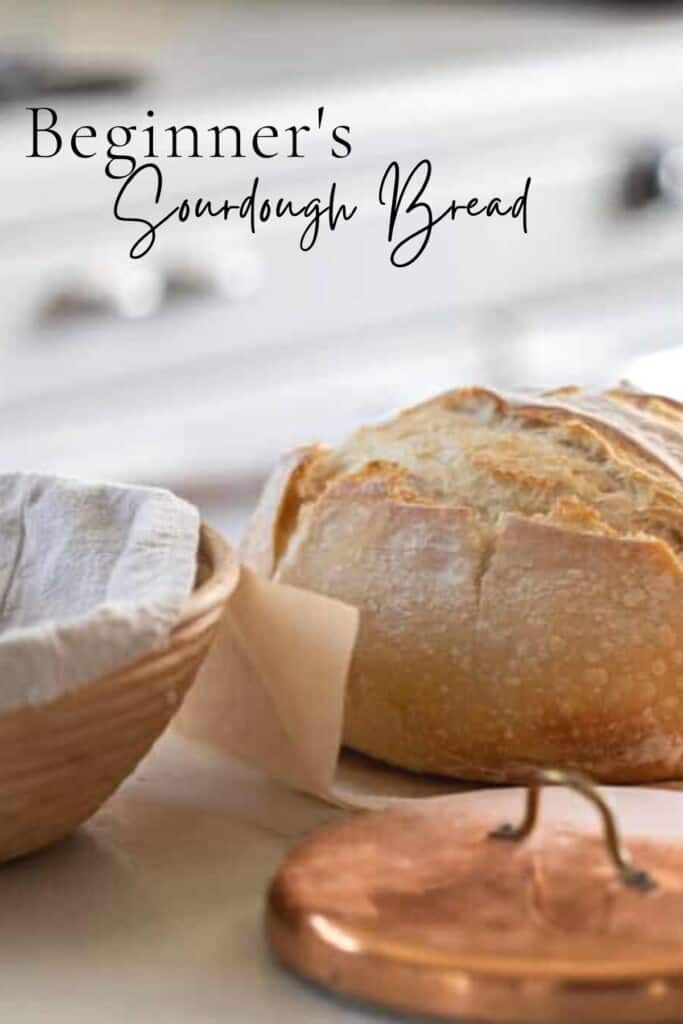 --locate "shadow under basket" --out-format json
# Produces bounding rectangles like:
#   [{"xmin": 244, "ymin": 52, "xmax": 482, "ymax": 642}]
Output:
[{"xmin": 0, "ymin": 524, "xmax": 236, "ymax": 864}]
